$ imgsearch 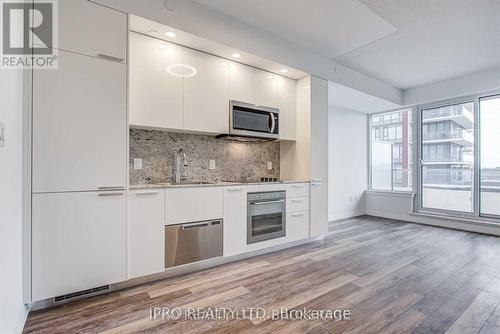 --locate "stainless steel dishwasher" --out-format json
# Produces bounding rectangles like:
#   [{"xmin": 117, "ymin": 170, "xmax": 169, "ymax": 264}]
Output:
[{"xmin": 165, "ymin": 220, "xmax": 223, "ymax": 268}]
